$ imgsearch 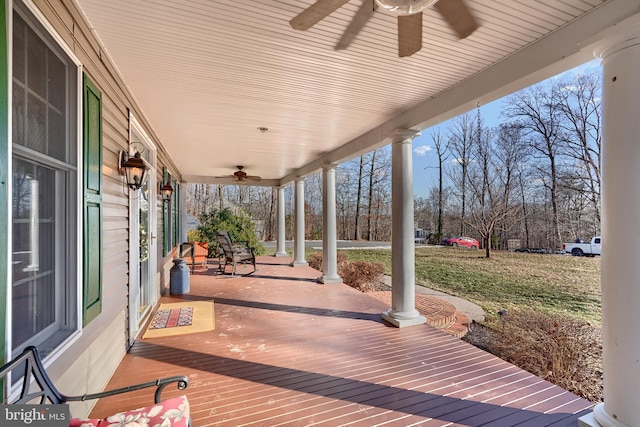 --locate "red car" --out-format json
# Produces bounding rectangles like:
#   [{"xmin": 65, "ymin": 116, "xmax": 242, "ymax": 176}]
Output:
[{"xmin": 441, "ymin": 236, "xmax": 479, "ymax": 249}]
